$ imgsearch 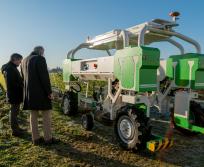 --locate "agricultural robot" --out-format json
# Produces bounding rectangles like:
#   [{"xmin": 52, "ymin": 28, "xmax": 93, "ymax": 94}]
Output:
[{"xmin": 62, "ymin": 12, "xmax": 204, "ymax": 152}]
